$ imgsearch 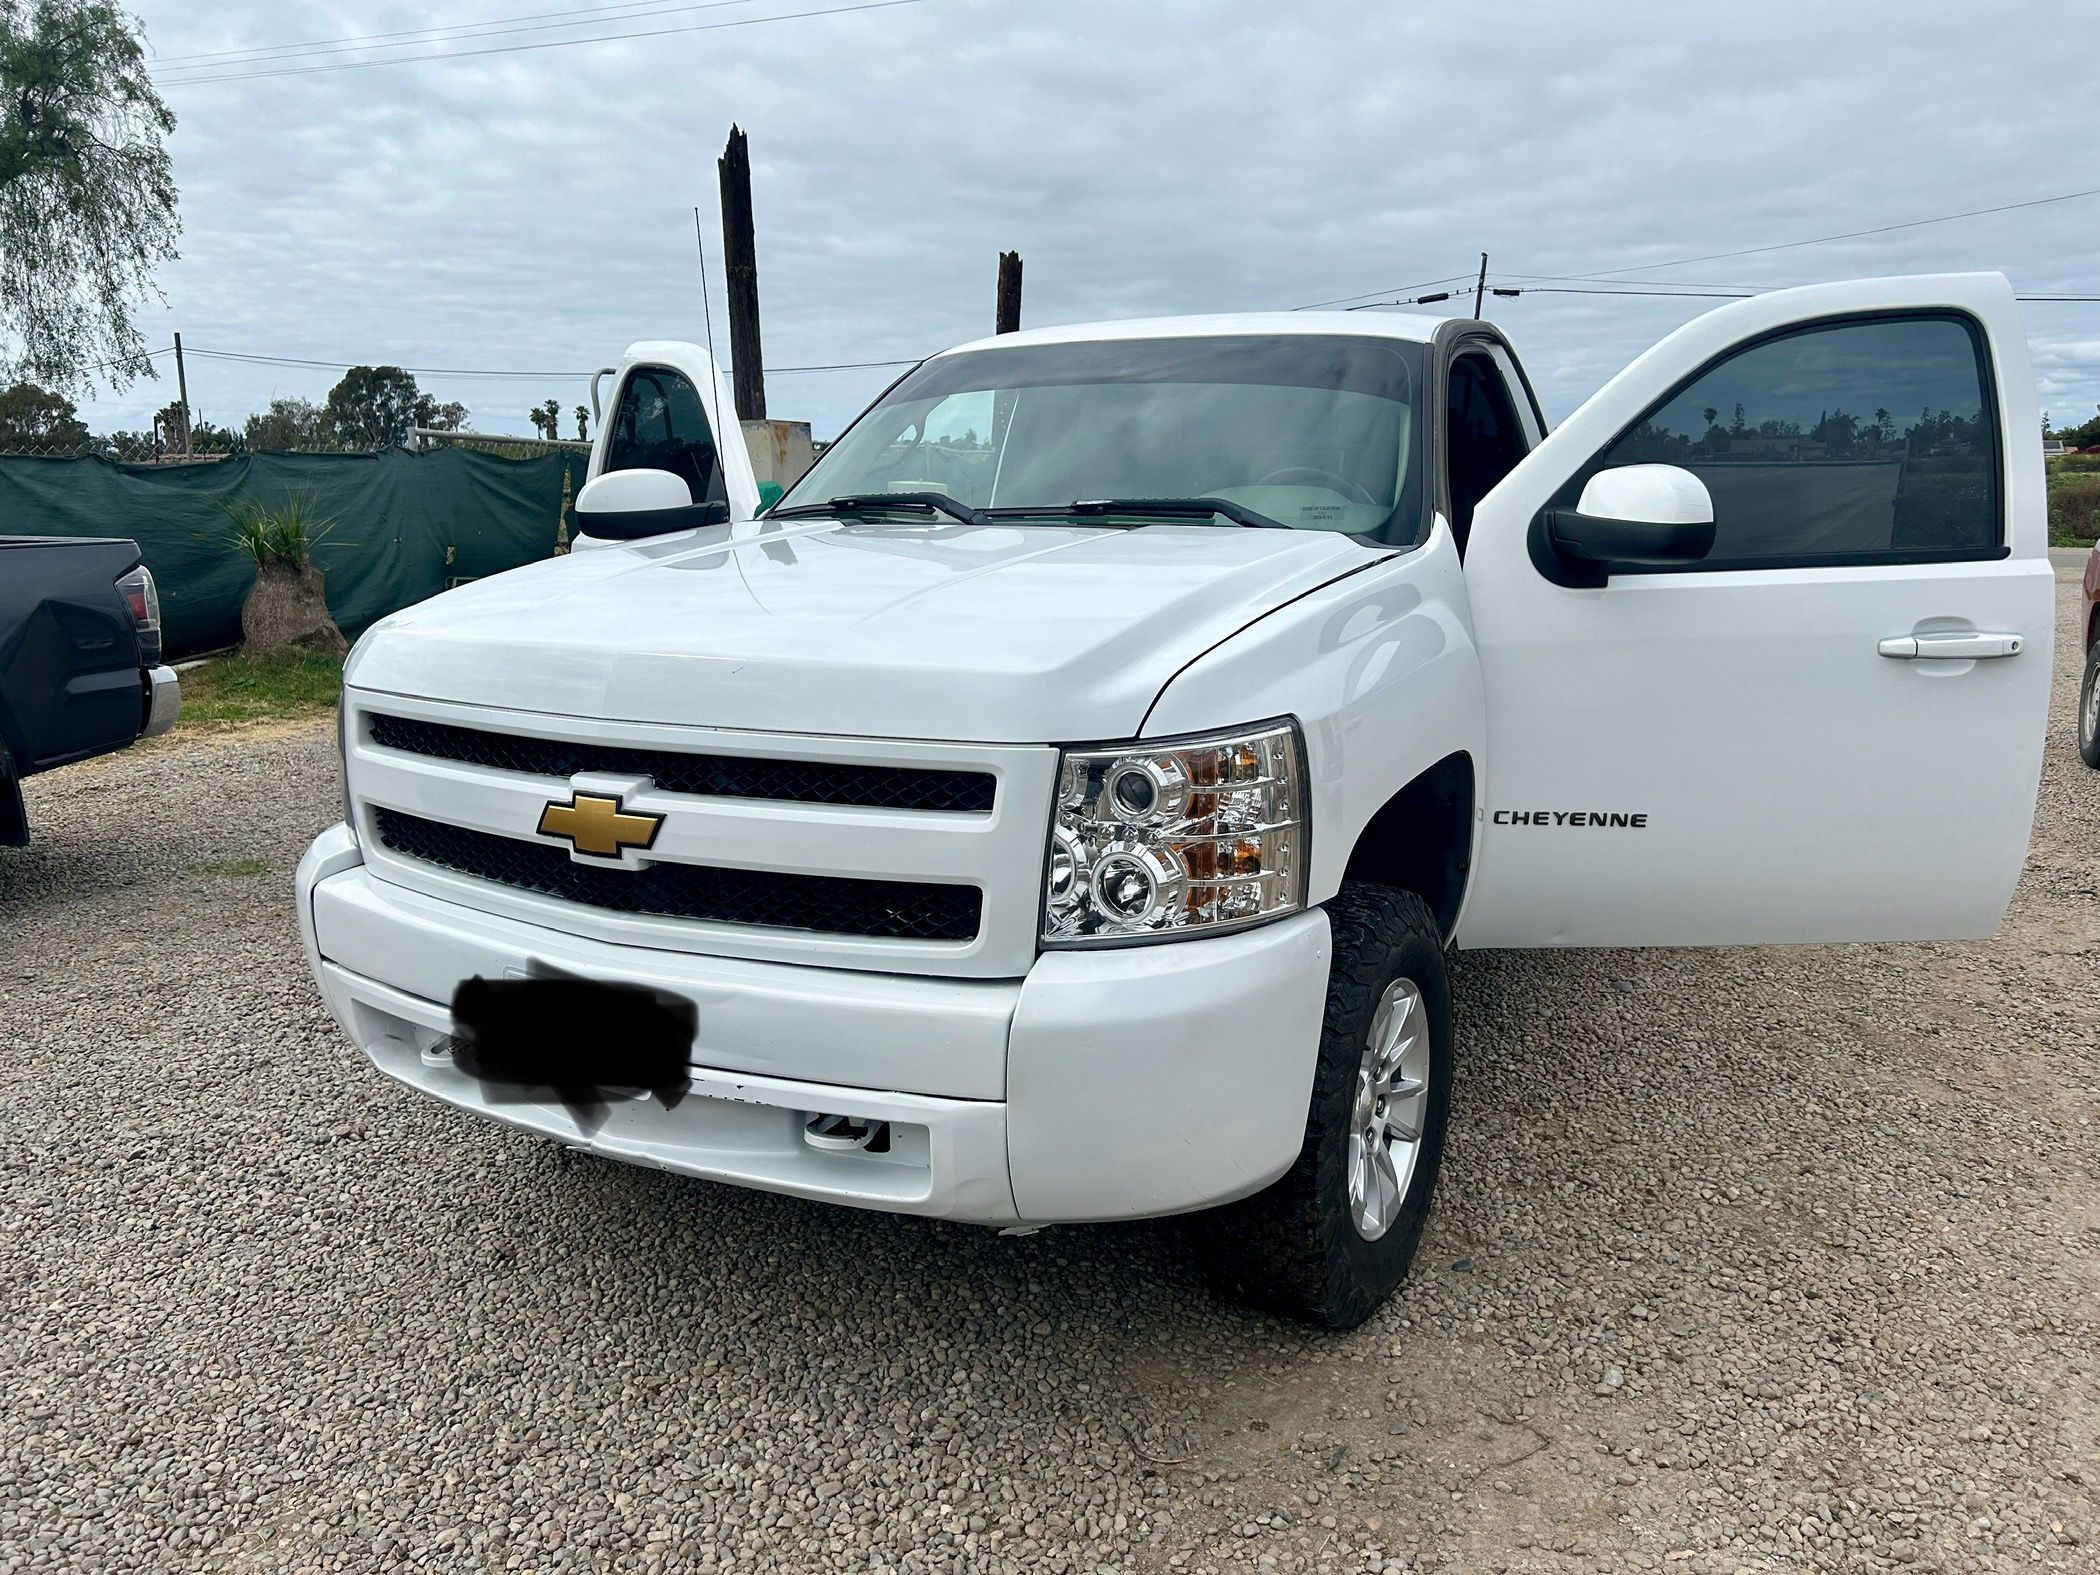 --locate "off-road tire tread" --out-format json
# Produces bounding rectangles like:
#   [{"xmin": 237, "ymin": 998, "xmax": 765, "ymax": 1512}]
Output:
[
  {"xmin": 2079, "ymin": 641, "xmax": 2100, "ymax": 769},
  {"xmin": 1191, "ymin": 883, "xmax": 1452, "ymax": 1328}
]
